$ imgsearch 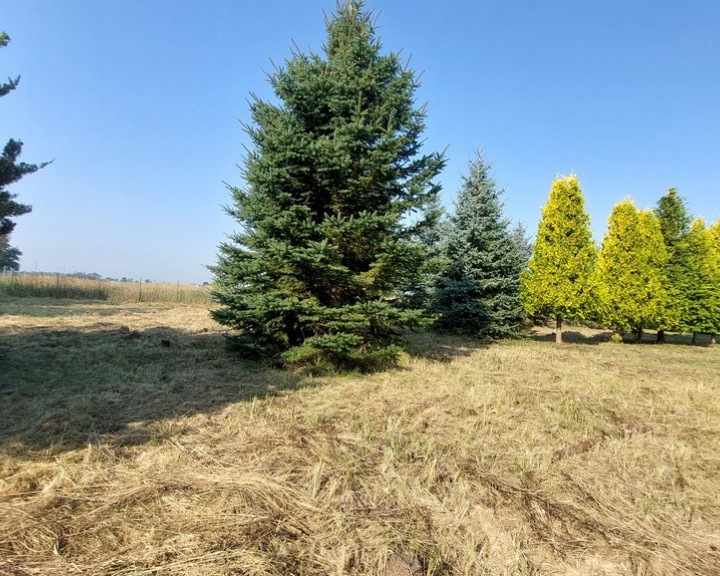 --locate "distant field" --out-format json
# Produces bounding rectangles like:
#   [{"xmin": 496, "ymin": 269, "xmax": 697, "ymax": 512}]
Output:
[
  {"xmin": 0, "ymin": 272, "xmax": 212, "ymax": 305},
  {"xmin": 1, "ymin": 297, "xmax": 719, "ymax": 575}
]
